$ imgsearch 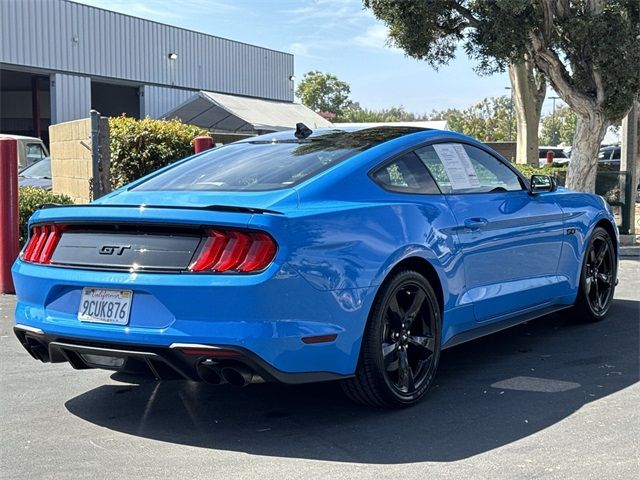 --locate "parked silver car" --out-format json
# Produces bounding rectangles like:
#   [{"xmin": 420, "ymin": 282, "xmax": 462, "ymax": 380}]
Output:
[{"xmin": 18, "ymin": 157, "xmax": 52, "ymax": 190}]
